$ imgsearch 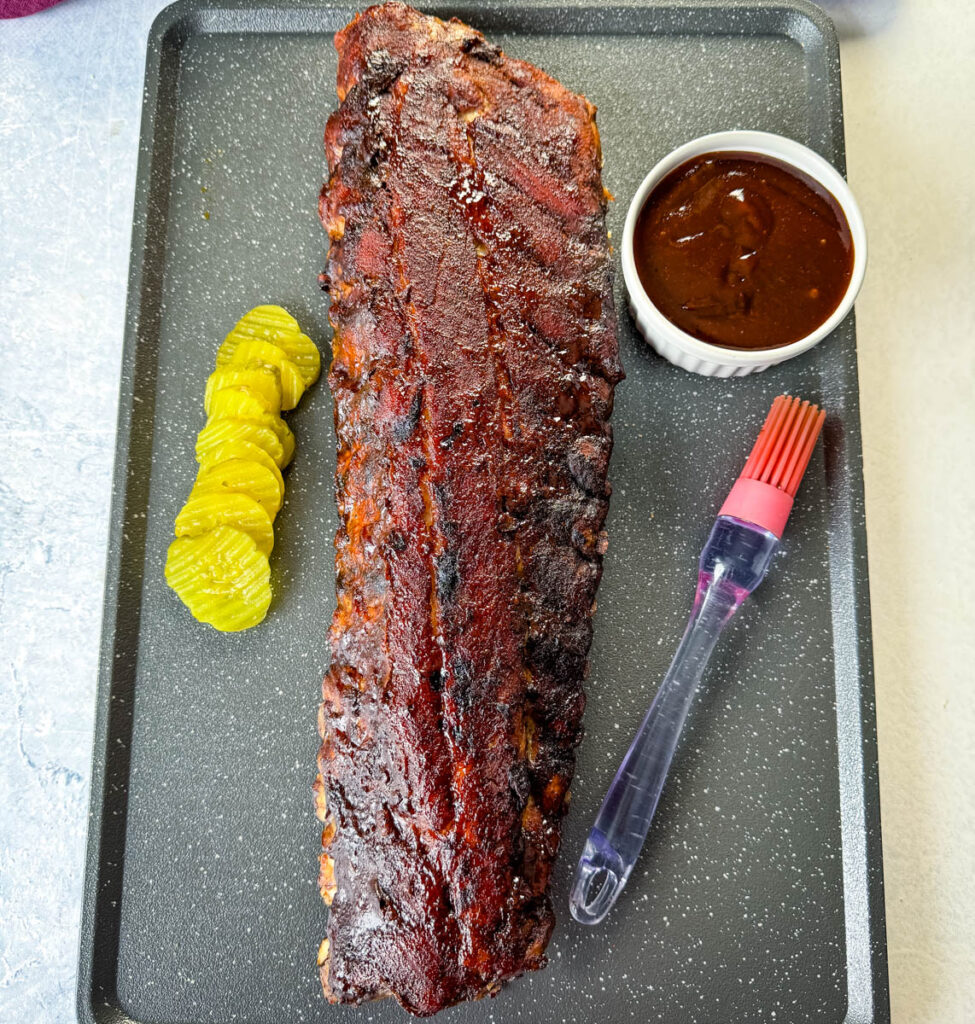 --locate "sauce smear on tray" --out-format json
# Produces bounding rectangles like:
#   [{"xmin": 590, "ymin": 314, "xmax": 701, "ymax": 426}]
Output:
[{"xmin": 633, "ymin": 152, "xmax": 854, "ymax": 350}]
